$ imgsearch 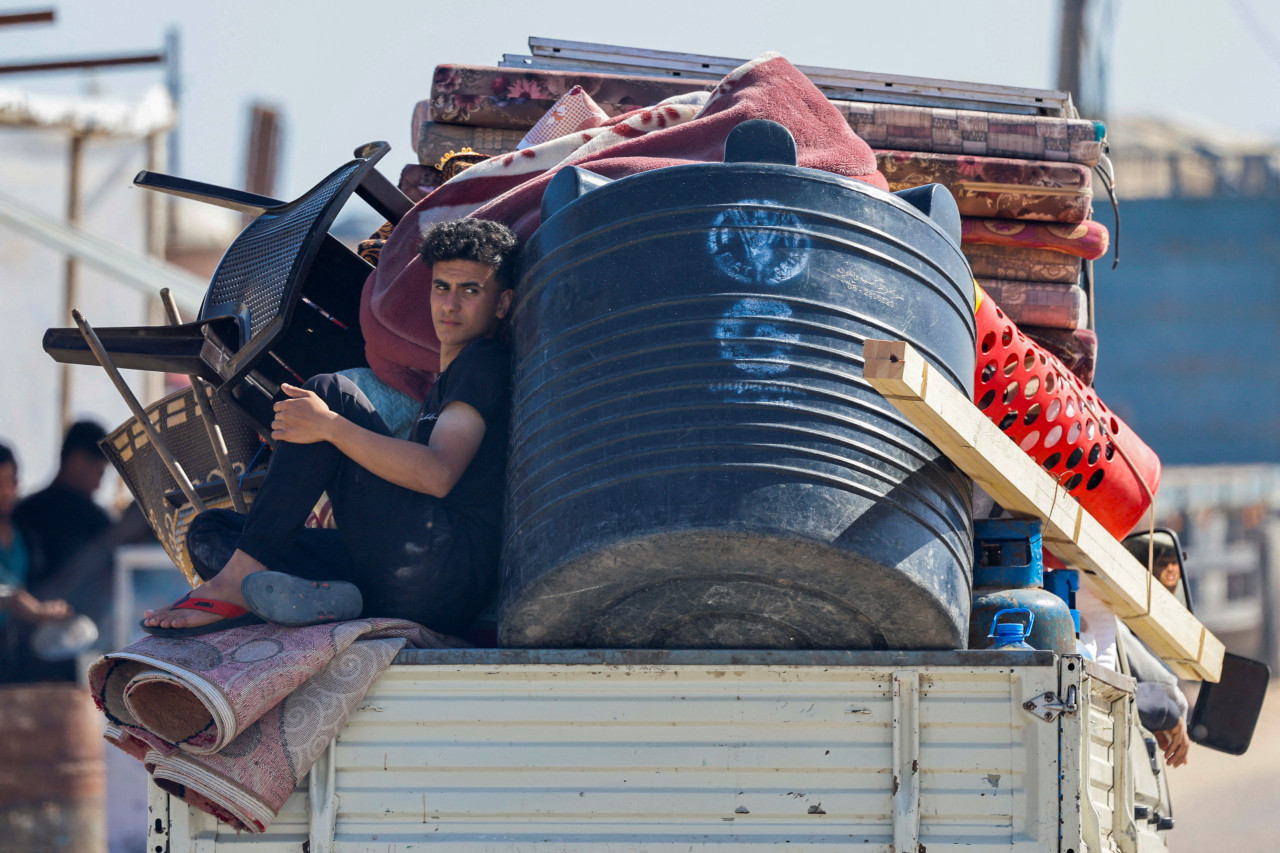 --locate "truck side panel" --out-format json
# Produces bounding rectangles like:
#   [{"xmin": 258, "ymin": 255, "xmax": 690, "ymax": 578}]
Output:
[{"xmin": 163, "ymin": 654, "xmax": 1076, "ymax": 852}]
